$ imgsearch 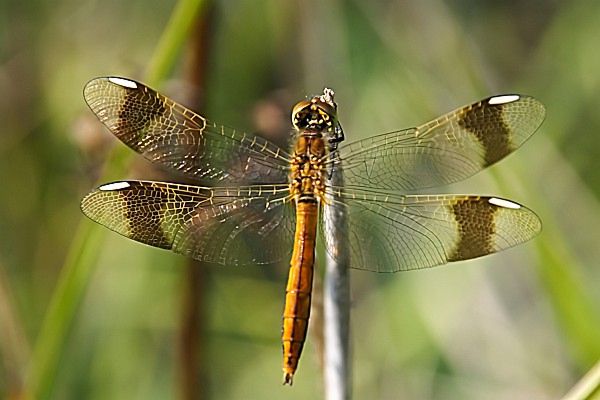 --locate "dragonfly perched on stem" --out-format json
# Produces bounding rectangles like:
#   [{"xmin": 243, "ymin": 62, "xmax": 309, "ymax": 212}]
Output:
[{"xmin": 81, "ymin": 77, "xmax": 545, "ymax": 385}]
